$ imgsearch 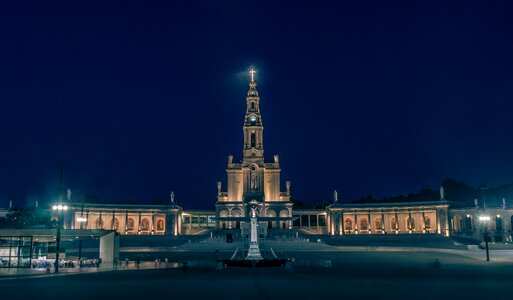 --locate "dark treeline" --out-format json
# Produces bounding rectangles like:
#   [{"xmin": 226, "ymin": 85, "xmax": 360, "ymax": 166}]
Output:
[{"xmin": 353, "ymin": 178, "xmax": 513, "ymax": 206}]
